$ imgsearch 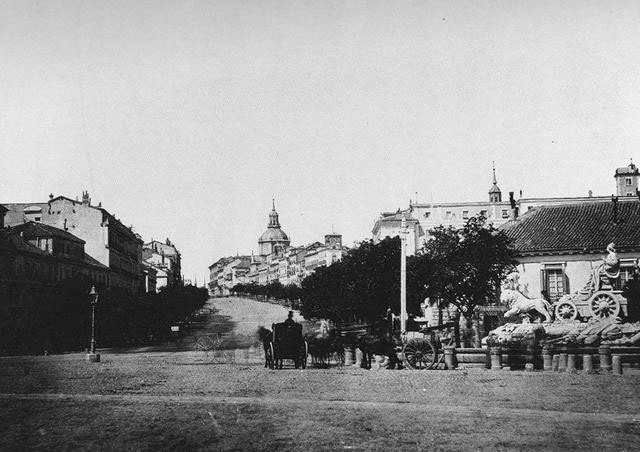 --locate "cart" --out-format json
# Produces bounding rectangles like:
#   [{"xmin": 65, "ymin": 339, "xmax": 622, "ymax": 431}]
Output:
[
  {"xmin": 268, "ymin": 322, "xmax": 308, "ymax": 369},
  {"xmin": 401, "ymin": 321, "xmax": 460, "ymax": 370}
]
